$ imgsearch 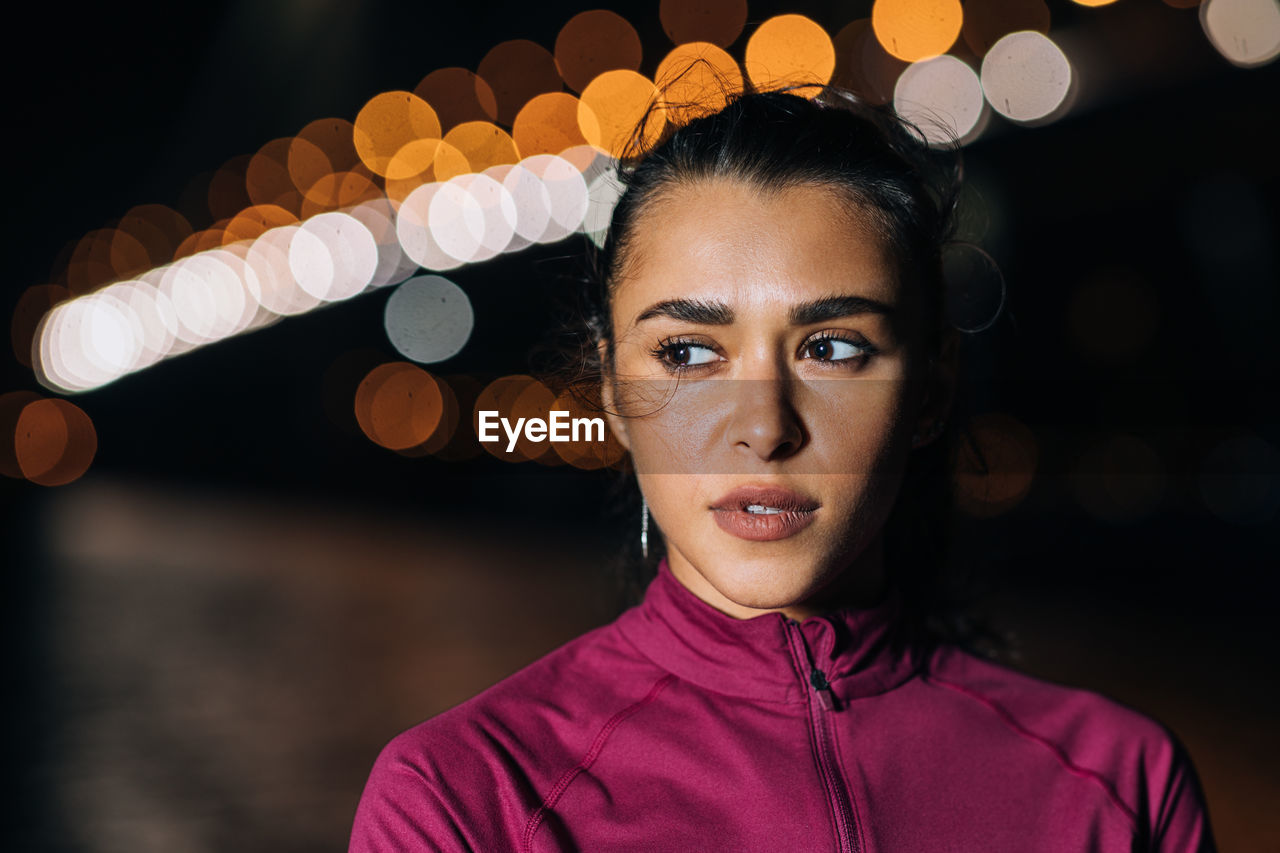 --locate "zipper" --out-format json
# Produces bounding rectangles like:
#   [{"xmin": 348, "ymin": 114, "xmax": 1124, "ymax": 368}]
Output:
[{"xmin": 785, "ymin": 618, "xmax": 861, "ymax": 853}]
